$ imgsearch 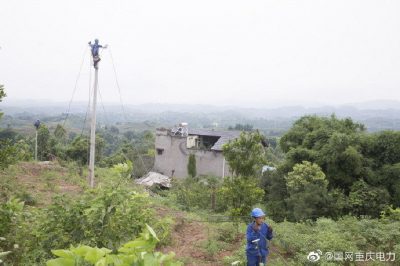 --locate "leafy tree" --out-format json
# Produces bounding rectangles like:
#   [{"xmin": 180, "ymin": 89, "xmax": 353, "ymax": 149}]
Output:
[
  {"xmin": 262, "ymin": 169, "xmax": 288, "ymax": 222},
  {"xmin": 218, "ymin": 177, "xmax": 264, "ymax": 222},
  {"xmin": 228, "ymin": 123, "xmax": 254, "ymax": 131},
  {"xmin": 223, "ymin": 131, "xmax": 266, "ymax": 177},
  {"xmin": 280, "ymin": 115, "xmax": 366, "ymax": 191},
  {"xmin": 66, "ymin": 135, "xmax": 105, "ymax": 165},
  {"xmin": 0, "ymin": 85, "xmax": 16, "ymax": 169},
  {"xmin": 123, "ymin": 130, "xmax": 136, "ymax": 141},
  {"xmin": 349, "ymin": 179, "xmax": 390, "ymax": 218},
  {"xmin": 37, "ymin": 124, "xmax": 50, "ymax": 160},
  {"xmin": 368, "ymin": 131, "xmax": 400, "ymax": 167},
  {"xmin": 0, "ymin": 140, "xmax": 17, "ymax": 169},
  {"xmin": 0, "ymin": 84, "xmax": 6, "ymax": 120},
  {"xmin": 187, "ymin": 154, "xmax": 197, "ymax": 177},
  {"xmin": 53, "ymin": 124, "xmax": 67, "ymax": 143},
  {"xmin": 285, "ymin": 161, "xmax": 330, "ymax": 221}
]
